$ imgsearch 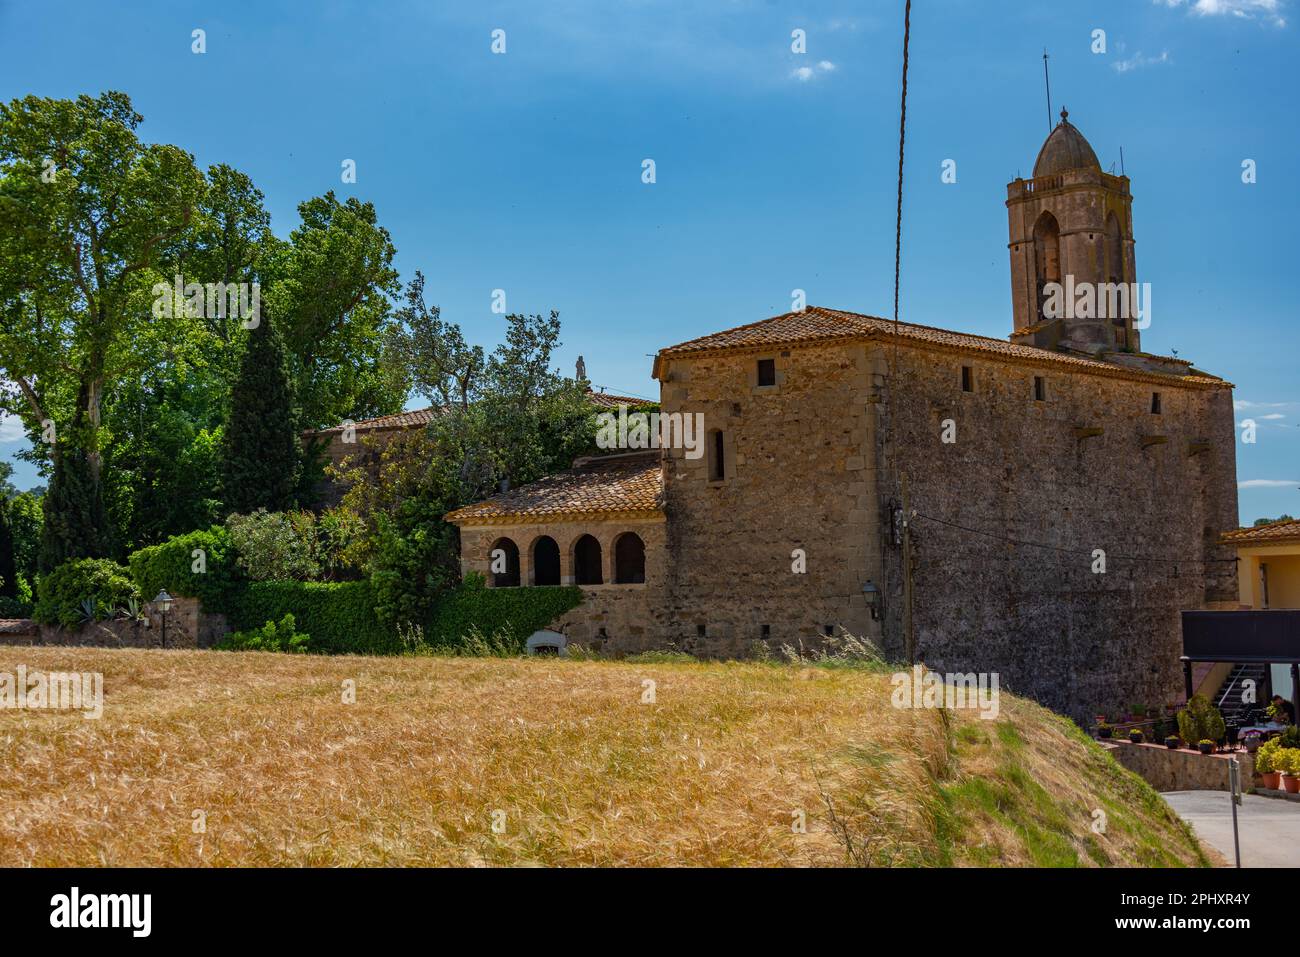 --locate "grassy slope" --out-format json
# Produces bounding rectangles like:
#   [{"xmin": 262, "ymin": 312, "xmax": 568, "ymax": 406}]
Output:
[{"xmin": 0, "ymin": 647, "xmax": 1210, "ymax": 867}]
